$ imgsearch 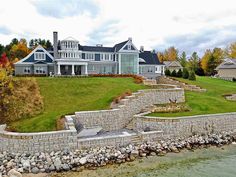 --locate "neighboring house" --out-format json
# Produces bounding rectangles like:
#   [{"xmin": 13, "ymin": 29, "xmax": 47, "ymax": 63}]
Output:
[
  {"xmin": 163, "ymin": 61, "xmax": 183, "ymax": 72},
  {"xmin": 14, "ymin": 32, "xmax": 164, "ymax": 78},
  {"xmin": 216, "ymin": 58, "xmax": 236, "ymax": 80}
]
